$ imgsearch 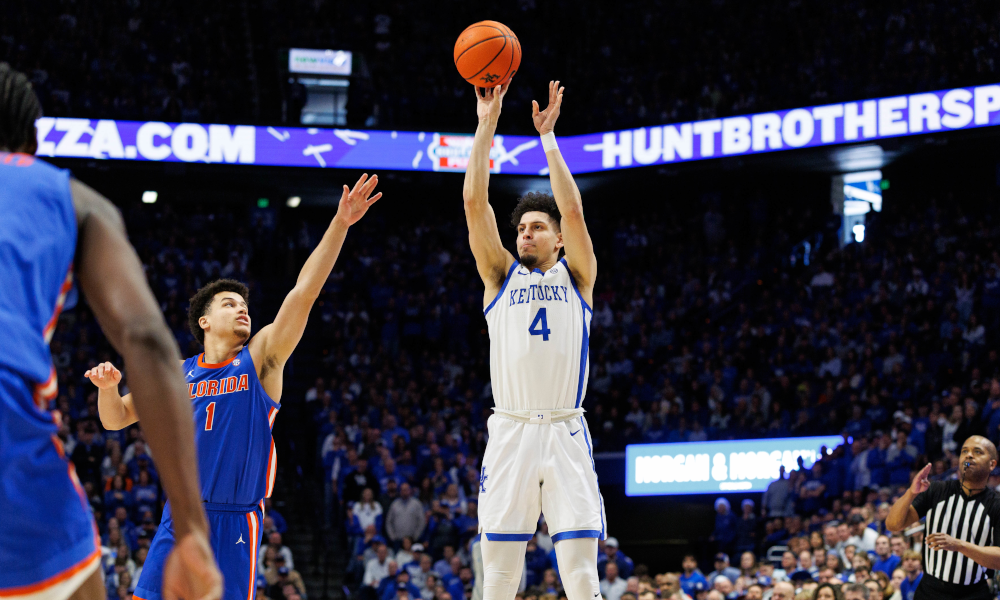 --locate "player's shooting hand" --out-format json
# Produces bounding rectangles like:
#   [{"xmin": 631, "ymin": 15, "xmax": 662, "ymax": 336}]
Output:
[
  {"xmin": 84, "ymin": 362, "xmax": 122, "ymax": 390},
  {"xmin": 926, "ymin": 532, "xmax": 965, "ymax": 553},
  {"xmin": 909, "ymin": 463, "xmax": 932, "ymax": 496},
  {"xmin": 333, "ymin": 173, "xmax": 382, "ymax": 228},
  {"xmin": 477, "ymin": 82, "xmax": 510, "ymax": 124},
  {"xmin": 532, "ymin": 80, "xmax": 564, "ymax": 135},
  {"xmin": 163, "ymin": 530, "xmax": 224, "ymax": 600}
]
